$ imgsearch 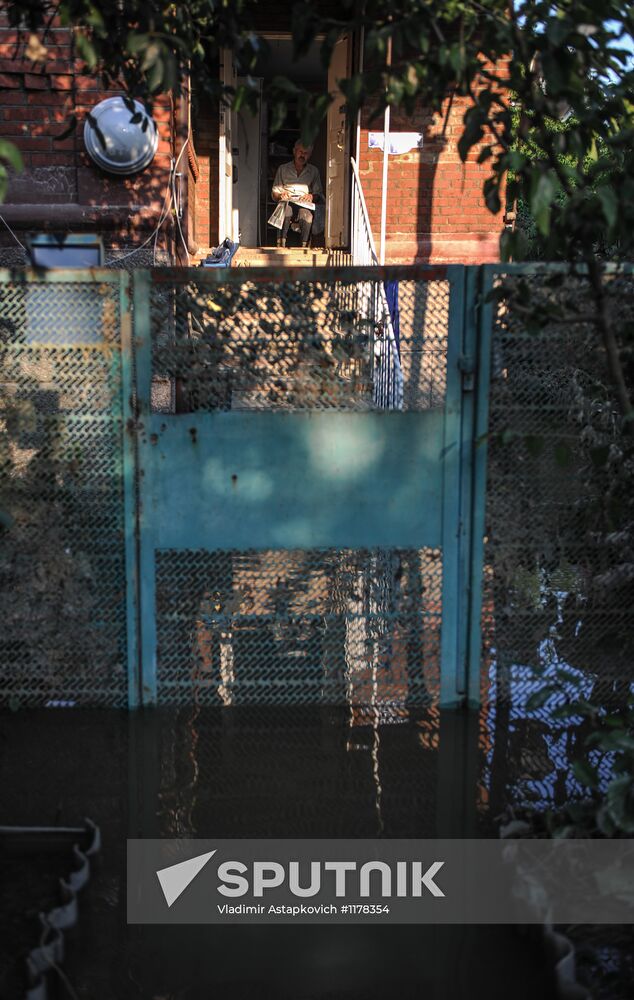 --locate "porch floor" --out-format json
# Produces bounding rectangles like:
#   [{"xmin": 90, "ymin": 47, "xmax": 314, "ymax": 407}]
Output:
[{"xmin": 194, "ymin": 247, "xmax": 352, "ymax": 268}]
